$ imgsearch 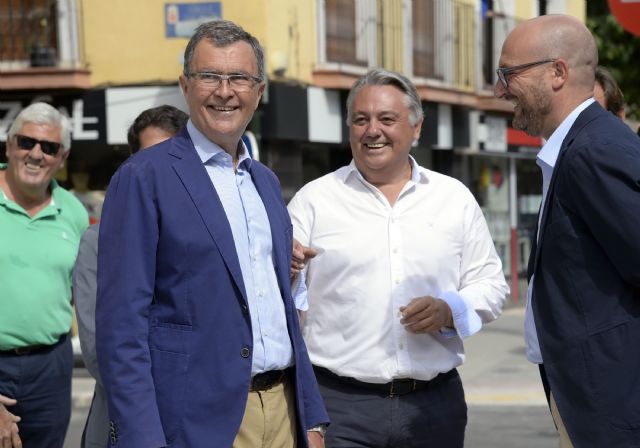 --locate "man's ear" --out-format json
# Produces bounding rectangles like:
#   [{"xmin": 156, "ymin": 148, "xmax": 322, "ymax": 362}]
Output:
[
  {"xmin": 179, "ymin": 74, "xmax": 188, "ymax": 97},
  {"xmin": 59, "ymin": 149, "xmax": 70, "ymax": 169},
  {"xmin": 551, "ymin": 59, "xmax": 569, "ymax": 90}
]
